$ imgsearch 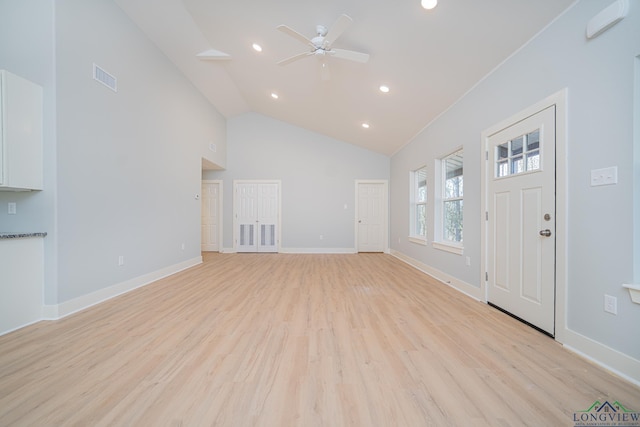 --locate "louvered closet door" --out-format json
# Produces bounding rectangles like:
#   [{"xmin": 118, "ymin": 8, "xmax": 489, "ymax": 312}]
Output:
[
  {"xmin": 257, "ymin": 183, "xmax": 278, "ymax": 252},
  {"xmin": 235, "ymin": 182, "xmax": 280, "ymax": 253},
  {"xmin": 236, "ymin": 183, "xmax": 258, "ymax": 252}
]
